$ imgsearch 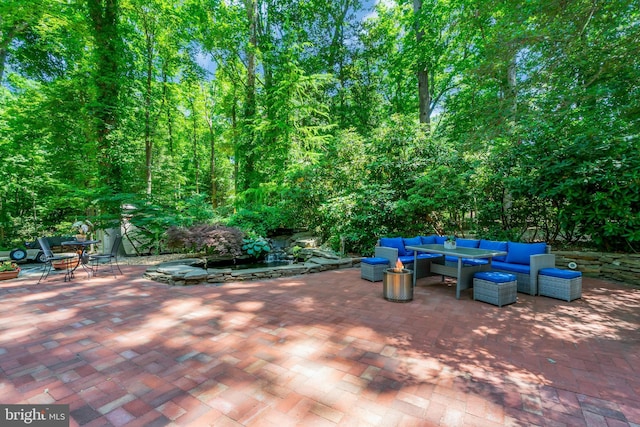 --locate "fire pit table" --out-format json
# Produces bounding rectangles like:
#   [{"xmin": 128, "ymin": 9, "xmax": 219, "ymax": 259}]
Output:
[{"xmin": 383, "ymin": 268, "xmax": 414, "ymax": 302}]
